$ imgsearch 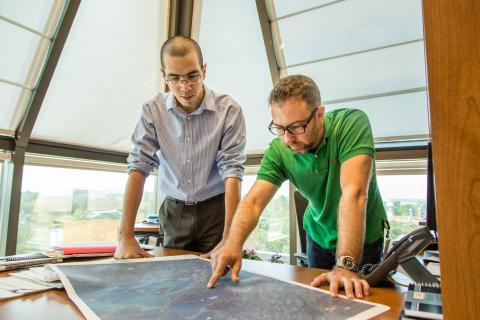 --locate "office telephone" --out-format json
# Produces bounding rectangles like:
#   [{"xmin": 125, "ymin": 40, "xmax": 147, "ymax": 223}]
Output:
[{"xmin": 366, "ymin": 226, "xmax": 440, "ymax": 286}]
